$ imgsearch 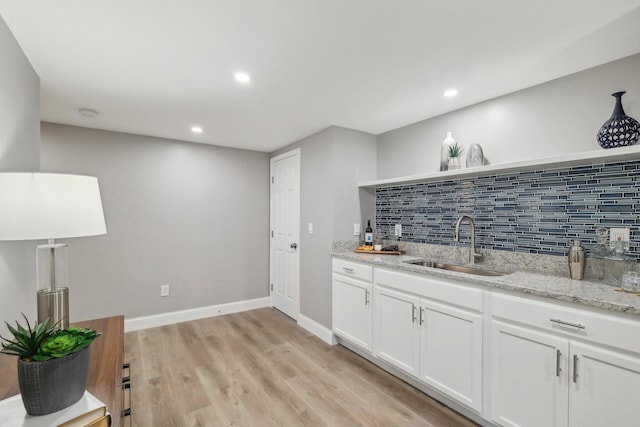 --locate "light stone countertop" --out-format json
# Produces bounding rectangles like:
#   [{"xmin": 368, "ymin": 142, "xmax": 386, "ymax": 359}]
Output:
[{"xmin": 332, "ymin": 251, "xmax": 640, "ymax": 316}]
